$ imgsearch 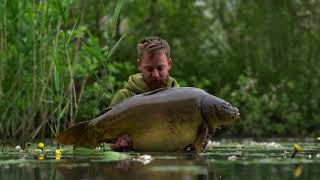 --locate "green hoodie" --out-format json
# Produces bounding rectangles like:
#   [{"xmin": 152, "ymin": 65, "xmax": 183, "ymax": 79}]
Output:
[{"xmin": 110, "ymin": 73, "xmax": 179, "ymax": 106}]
